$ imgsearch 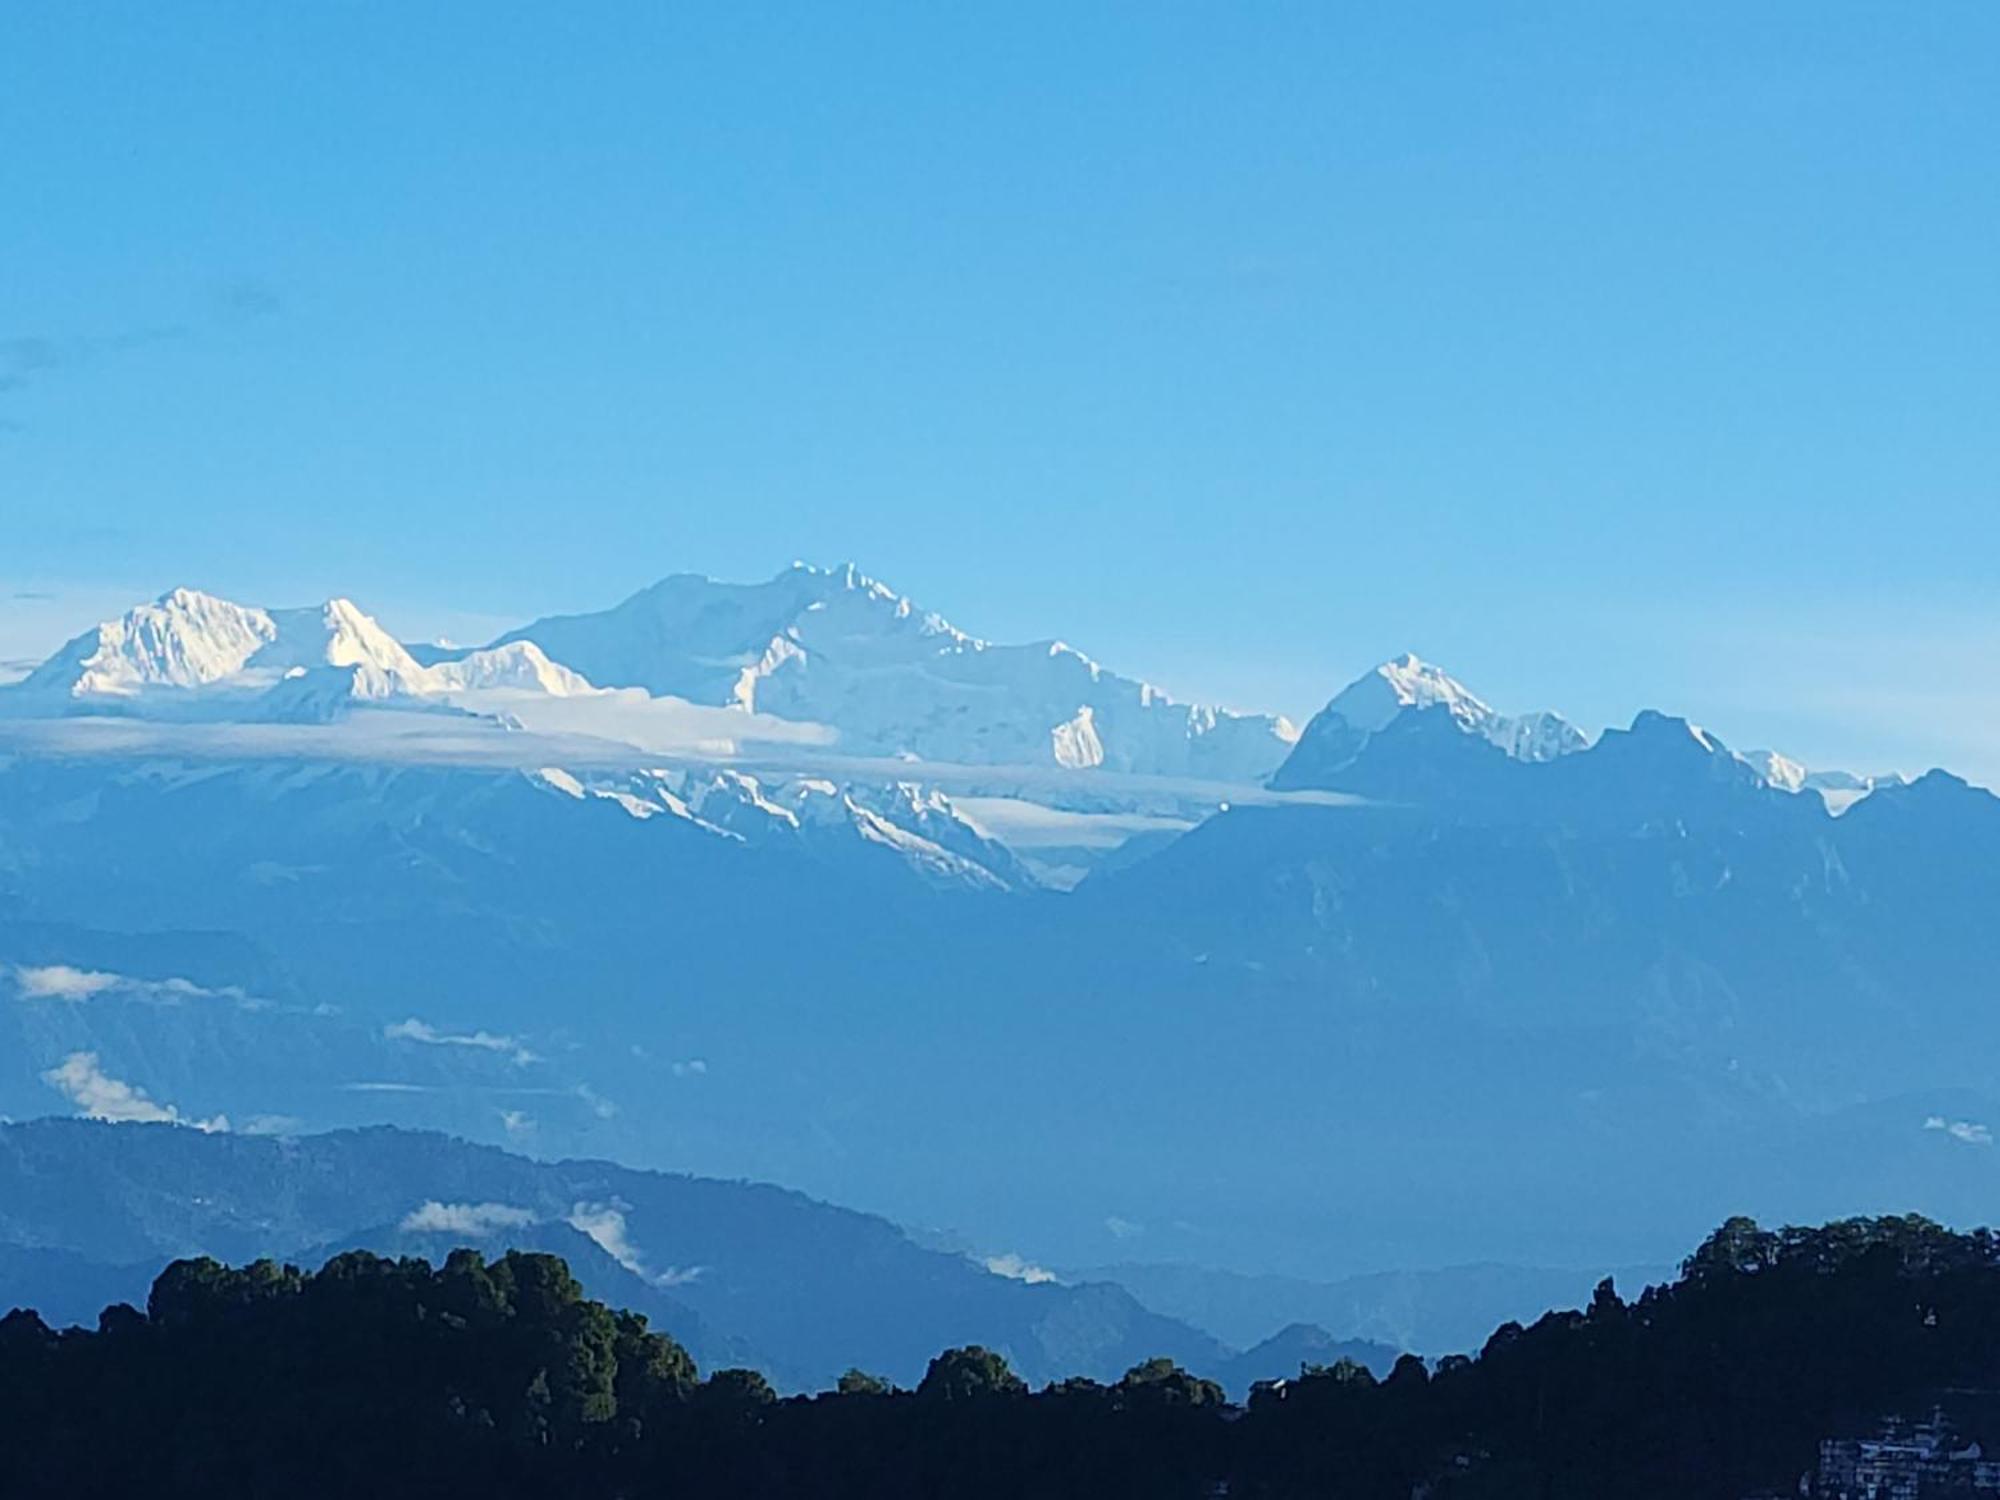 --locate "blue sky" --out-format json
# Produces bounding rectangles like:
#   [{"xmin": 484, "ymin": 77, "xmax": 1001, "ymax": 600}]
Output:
[{"xmin": 3, "ymin": 3, "xmax": 1996, "ymax": 779}]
